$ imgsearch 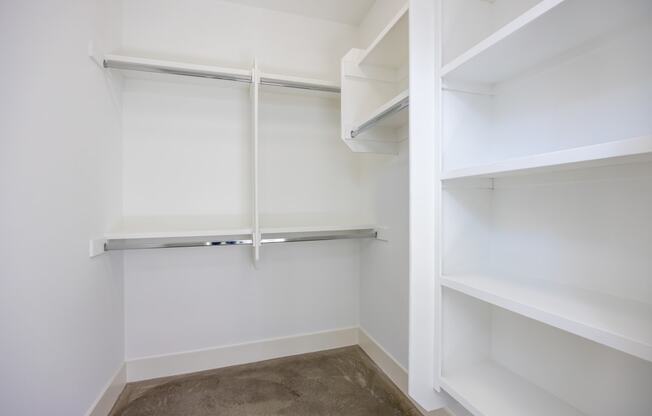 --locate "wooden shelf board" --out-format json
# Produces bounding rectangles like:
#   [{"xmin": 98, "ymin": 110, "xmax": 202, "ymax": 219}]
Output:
[
  {"xmin": 441, "ymin": 361, "xmax": 586, "ymax": 416},
  {"xmin": 105, "ymin": 215, "xmax": 252, "ymax": 240},
  {"xmin": 441, "ymin": 0, "xmax": 652, "ymax": 84},
  {"xmin": 442, "ymin": 274, "xmax": 652, "ymax": 362},
  {"xmin": 358, "ymin": 4, "xmax": 409, "ymax": 69},
  {"xmin": 441, "ymin": 135, "xmax": 652, "ymax": 180}
]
